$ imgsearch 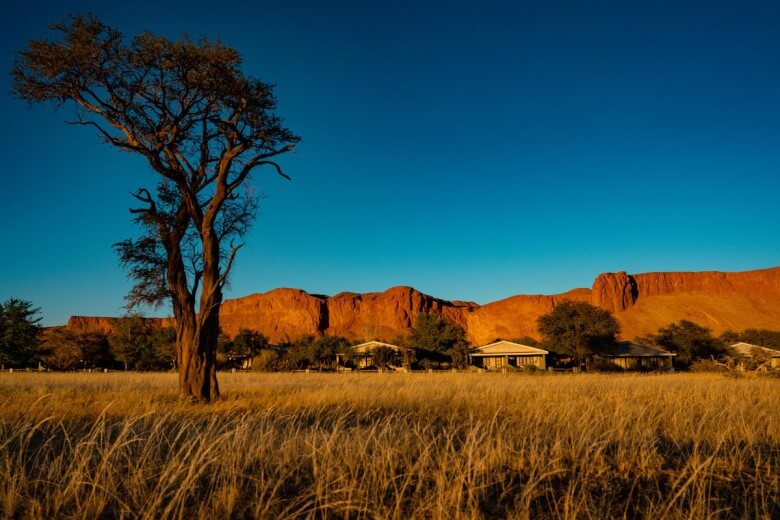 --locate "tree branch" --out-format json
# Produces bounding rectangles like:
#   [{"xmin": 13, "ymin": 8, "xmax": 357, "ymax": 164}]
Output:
[{"xmin": 218, "ymin": 240, "xmax": 243, "ymax": 287}]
